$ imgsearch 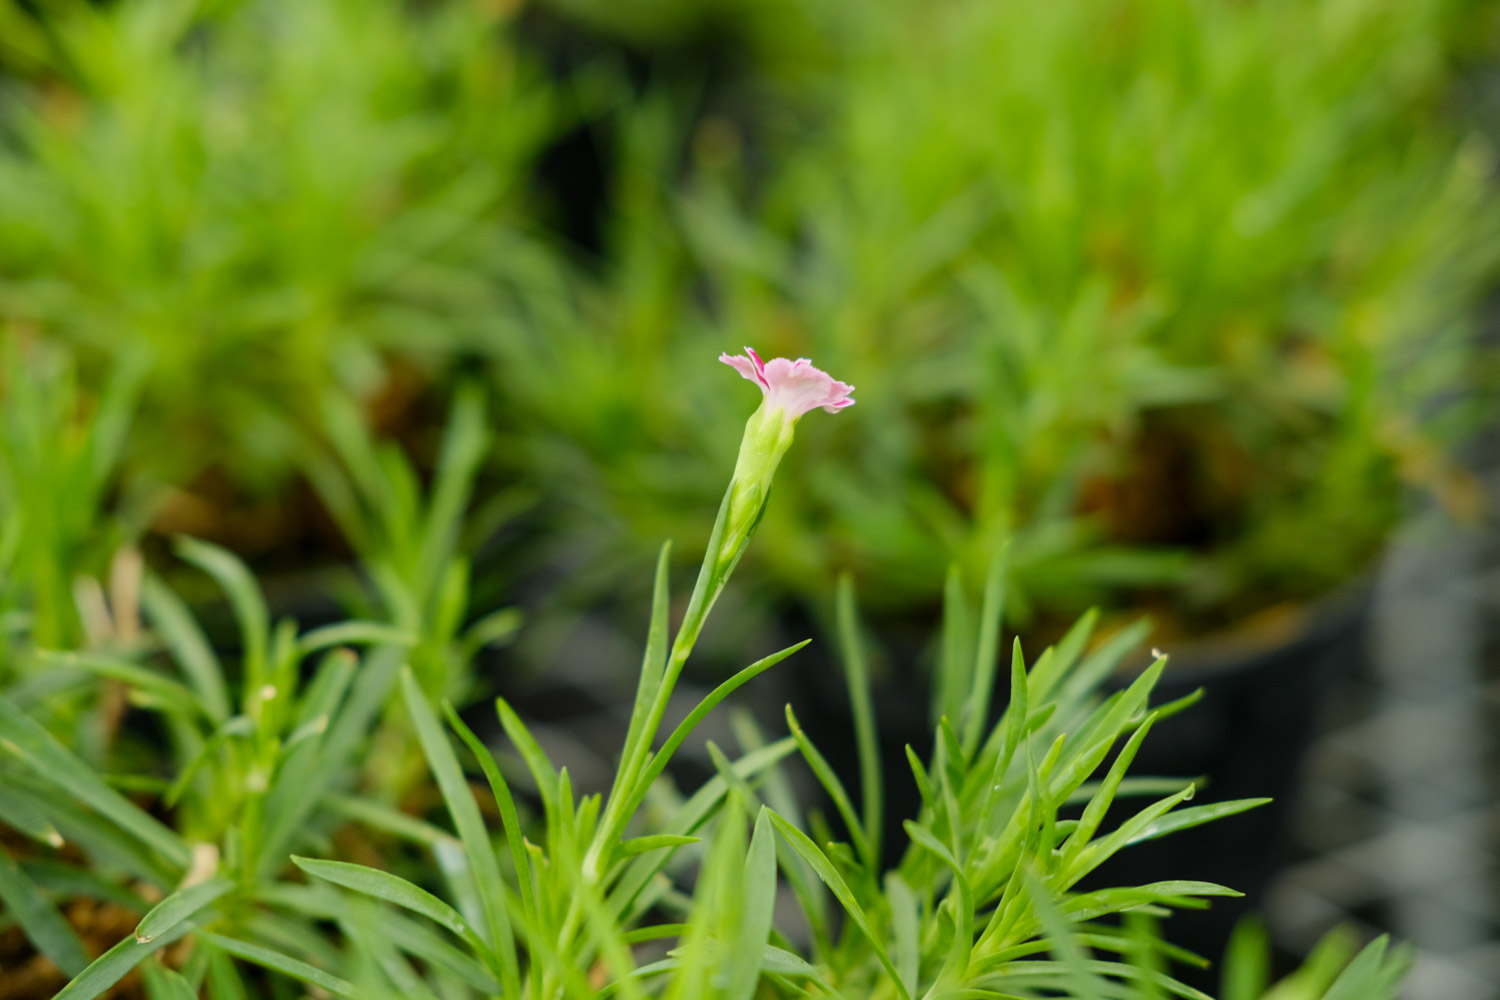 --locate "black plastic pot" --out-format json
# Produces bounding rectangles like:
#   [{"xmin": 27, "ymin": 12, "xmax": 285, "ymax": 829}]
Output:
[{"xmin": 1083, "ymin": 590, "xmax": 1369, "ymax": 984}]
